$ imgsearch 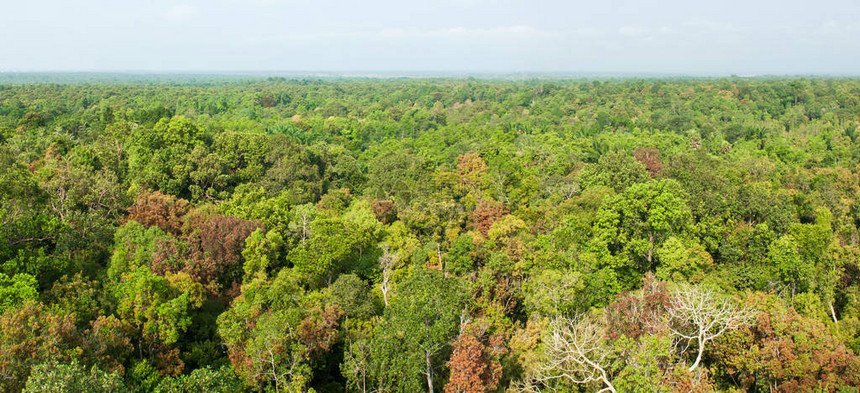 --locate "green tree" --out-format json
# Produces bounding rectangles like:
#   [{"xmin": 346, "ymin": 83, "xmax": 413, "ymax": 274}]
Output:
[
  {"xmin": 655, "ymin": 237, "xmax": 713, "ymax": 283},
  {"xmin": 347, "ymin": 269, "xmax": 467, "ymax": 392},
  {"xmin": 0, "ymin": 273, "xmax": 38, "ymax": 314},
  {"xmin": 114, "ymin": 267, "xmax": 204, "ymax": 368},
  {"xmin": 154, "ymin": 366, "xmax": 245, "ymax": 393},
  {"xmin": 593, "ymin": 179, "xmax": 692, "ymax": 287},
  {"xmin": 288, "ymin": 218, "xmax": 359, "ymax": 287},
  {"xmin": 22, "ymin": 360, "xmax": 127, "ymax": 393},
  {"xmin": 579, "ymin": 150, "xmax": 650, "ymax": 193}
]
